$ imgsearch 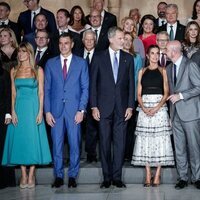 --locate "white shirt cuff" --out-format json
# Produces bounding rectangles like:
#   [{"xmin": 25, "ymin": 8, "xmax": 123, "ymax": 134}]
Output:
[
  {"xmin": 5, "ymin": 114, "xmax": 11, "ymax": 119},
  {"xmin": 179, "ymin": 93, "xmax": 184, "ymax": 100}
]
